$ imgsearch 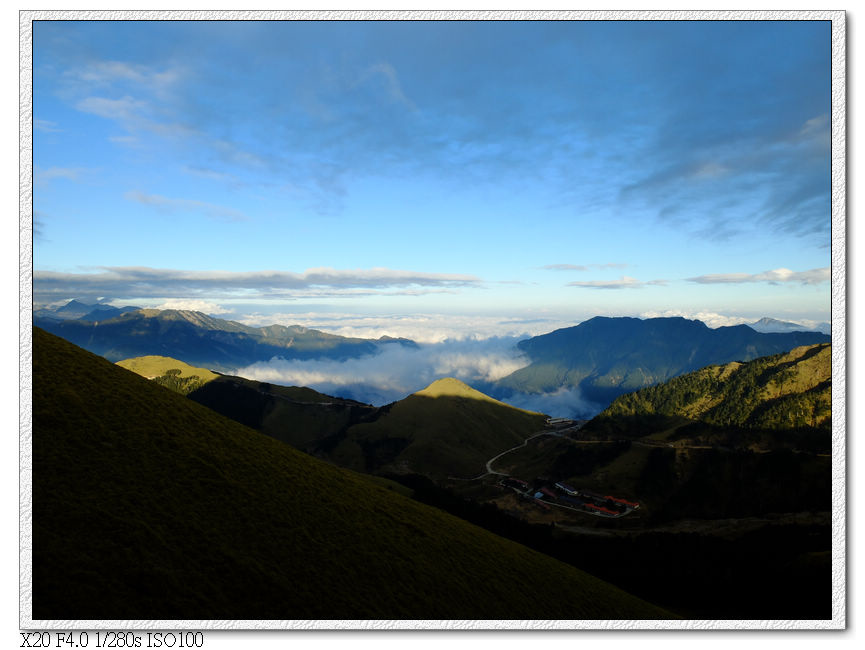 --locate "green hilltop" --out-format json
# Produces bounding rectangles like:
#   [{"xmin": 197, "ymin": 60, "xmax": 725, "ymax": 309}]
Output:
[
  {"xmin": 415, "ymin": 376, "xmax": 514, "ymax": 402},
  {"xmin": 32, "ymin": 327, "xmax": 671, "ymax": 621},
  {"xmin": 330, "ymin": 377, "xmax": 548, "ymax": 478},
  {"xmin": 117, "ymin": 355, "xmax": 219, "ymax": 395},
  {"xmin": 116, "ymin": 355, "xmax": 219, "ymax": 381}
]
